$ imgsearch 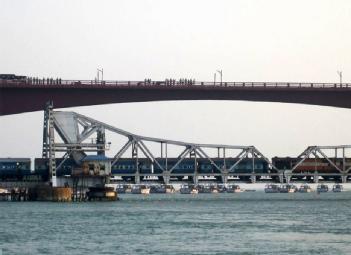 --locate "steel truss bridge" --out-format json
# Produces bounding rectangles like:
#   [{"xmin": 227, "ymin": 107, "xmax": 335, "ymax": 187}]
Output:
[
  {"xmin": 2, "ymin": 79, "xmax": 351, "ymax": 115},
  {"xmin": 43, "ymin": 105, "xmax": 351, "ymax": 186}
]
